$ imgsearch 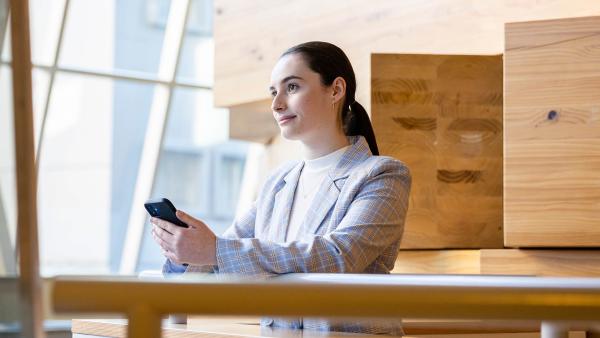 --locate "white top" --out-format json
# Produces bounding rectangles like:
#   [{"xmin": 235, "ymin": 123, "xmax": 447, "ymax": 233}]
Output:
[{"xmin": 285, "ymin": 145, "xmax": 350, "ymax": 242}]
